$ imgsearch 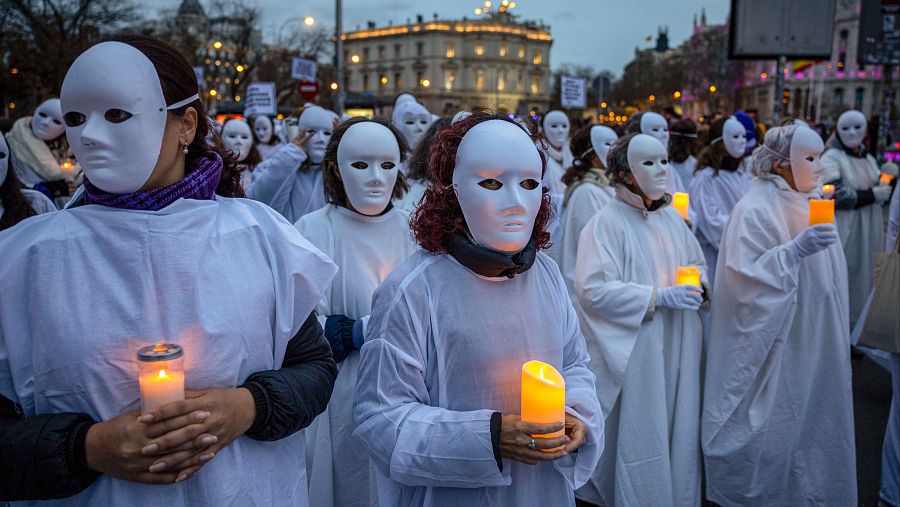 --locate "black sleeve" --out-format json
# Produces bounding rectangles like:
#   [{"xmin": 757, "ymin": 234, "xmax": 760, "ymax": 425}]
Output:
[
  {"xmin": 240, "ymin": 311, "xmax": 338, "ymax": 441},
  {"xmin": 490, "ymin": 411, "xmax": 503, "ymax": 472},
  {"xmin": 0, "ymin": 395, "xmax": 100, "ymax": 501},
  {"xmin": 854, "ymin": 188, "xmax": 876, "ymax": 209}
]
